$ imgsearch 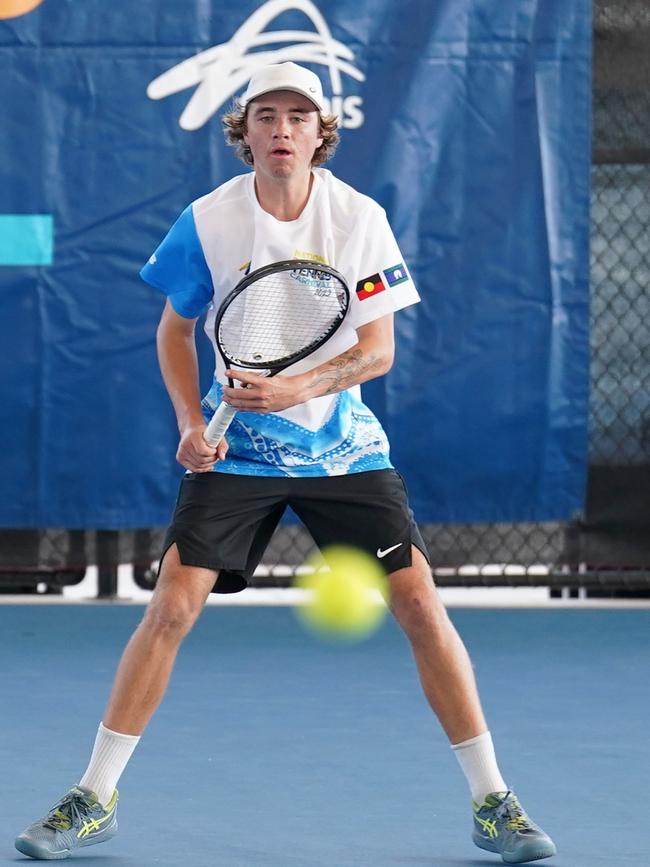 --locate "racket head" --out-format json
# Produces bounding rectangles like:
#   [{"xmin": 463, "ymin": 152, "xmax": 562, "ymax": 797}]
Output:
[{"xmin": 214, "ymin": 260, "xmax": 350, "ymax": 372}]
